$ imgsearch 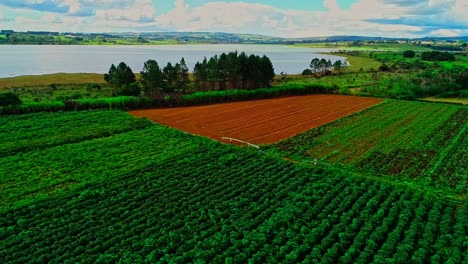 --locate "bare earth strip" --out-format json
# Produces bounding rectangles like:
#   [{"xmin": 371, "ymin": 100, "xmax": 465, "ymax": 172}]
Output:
[{"xmin": 130, "ymin": 95, "xmax": 382, "ymax": 145}]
